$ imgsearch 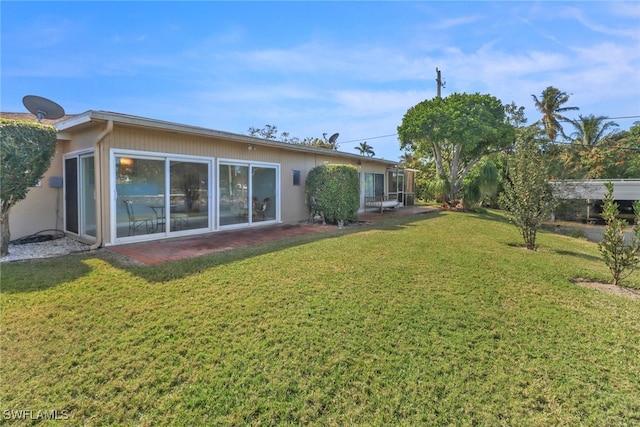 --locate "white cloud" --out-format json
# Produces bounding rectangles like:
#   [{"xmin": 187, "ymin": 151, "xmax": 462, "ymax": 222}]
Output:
[
  {"xmin": 610, "ymin": 2, "xmax": 640, "ymax": 18},
  {"xmin": 561, "ymin": 6, "xmax": 640, "ymax": 40},
  {"xmin": 428, "ymin": 15, "xmax": 483, "ymax": 31},
  {"xmin": 331, "ymin": 89, "xmax": 426, "ymax": 117}
]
